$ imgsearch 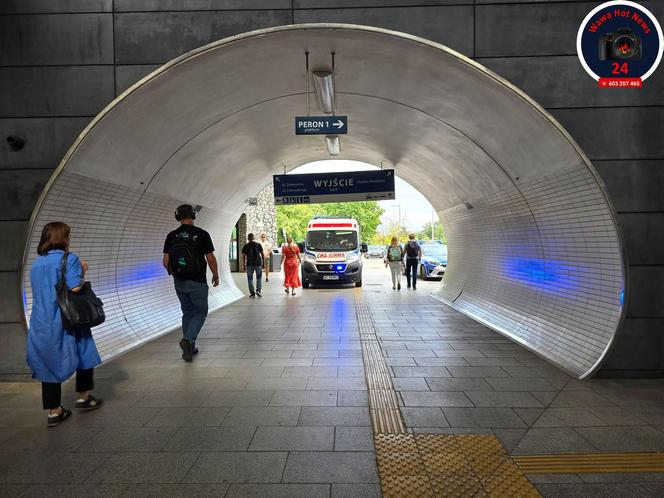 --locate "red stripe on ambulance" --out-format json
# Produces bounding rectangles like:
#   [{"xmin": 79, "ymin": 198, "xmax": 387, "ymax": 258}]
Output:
[{"xmin": 308, "ymin": 222, "xmax": 356, "ymax": 228}]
